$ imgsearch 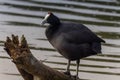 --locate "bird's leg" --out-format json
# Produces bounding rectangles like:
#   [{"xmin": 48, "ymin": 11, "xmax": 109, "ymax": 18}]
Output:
[
  {"xmin": 64, "ymin": 60, "xmax": 71, "ymax": 76},
  {"xmin": 75, "ymin": 59, "xmax": 80, "ymax": 80},
  {"xmin": 67, "ymin": 60, "xmax": 71, "ymax": 74}
]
